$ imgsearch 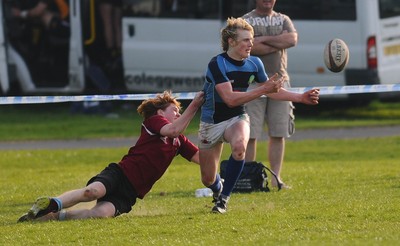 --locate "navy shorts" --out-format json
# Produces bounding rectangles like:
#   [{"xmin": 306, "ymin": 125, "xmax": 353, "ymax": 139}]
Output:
[{"xmin": 87, "ymin": 163, "xmax": 137, "ymax": 216}]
